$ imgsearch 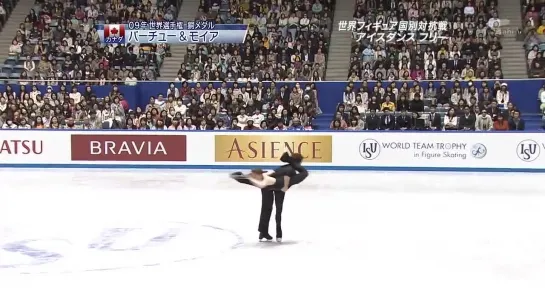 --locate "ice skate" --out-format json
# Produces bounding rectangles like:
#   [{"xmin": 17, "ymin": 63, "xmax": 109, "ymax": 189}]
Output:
[{"xmin": 259, "ymin": 233, "xmax": 273, "ymax": 241}]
